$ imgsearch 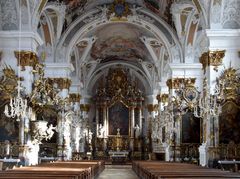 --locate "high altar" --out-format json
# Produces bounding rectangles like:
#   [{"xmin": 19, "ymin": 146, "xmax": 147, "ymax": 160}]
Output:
[{"xmin": 94, "ymin": 68, "xmax": 144, "ymax": 159}]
